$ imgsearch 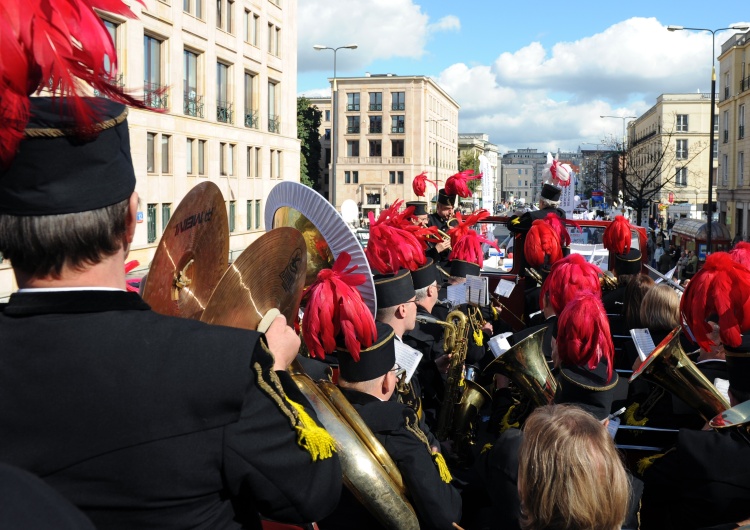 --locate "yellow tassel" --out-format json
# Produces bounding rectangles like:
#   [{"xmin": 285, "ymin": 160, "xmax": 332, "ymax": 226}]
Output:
[
  {"xmin": 491, "ymin": 306, "xmax": 499, "ymax": 320},
  {"xmin": 473, "ymin": 328, "xmax": 483, "ymax": 346},
  {"xmin": 499, "ymin": 405, "xmax": 520, "ymax": 433},
  {"xmin": 287, "ymin": 398, "xmax": 337, "ymax": 461},
  {"xmin": 637, "ymin": 452, "xmax": 665, "ymax": 476},
  {"xmin": 432, "ymin": 452, "xmax": 453, "ymax": 483},
  {"xmin": 624, "ymin": 403, "xmax": 648, "ymax": 427},
  {"xmin": 480, "ymin": 443, "xmax": 493, "ymax": 455}
]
